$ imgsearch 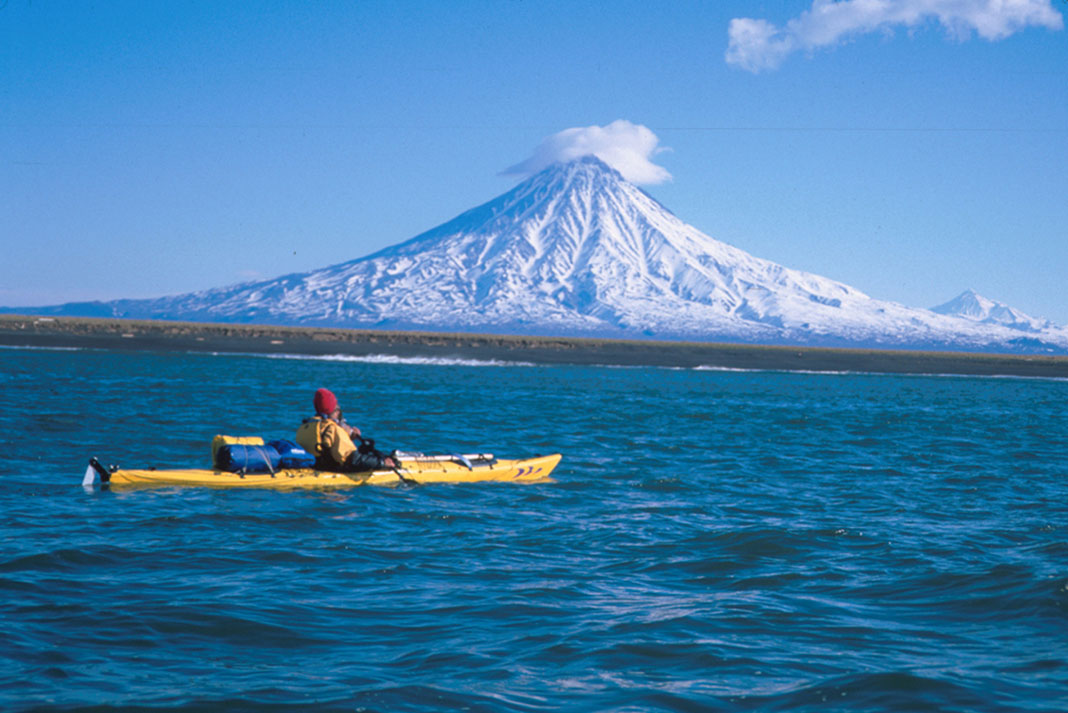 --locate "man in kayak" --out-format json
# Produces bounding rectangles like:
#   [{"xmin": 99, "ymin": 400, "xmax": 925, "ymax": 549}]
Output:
[{"xmin": 295, "ymin": 388, "xmax": 397, "ymax": 472}]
